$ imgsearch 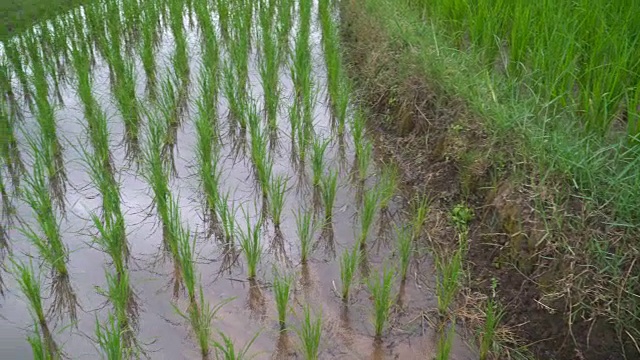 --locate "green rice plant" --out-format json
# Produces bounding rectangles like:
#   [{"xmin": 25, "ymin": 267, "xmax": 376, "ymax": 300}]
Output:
[
  {"xmin": 238, "ymin": 213, "xmax": 263, "ymax": 280},
  {"xmin": 213, "ymin": 330, "xmax": 258, "ymax": 360},
  {"xmin": 435, "ymin": 249, "xmax": 463, "ymax": 317},
  {"xmin": 367, "ymin": 265, "xmax": 395, "ymax": 339},
  {"xmin": 268, "ymin": 175, "xmax": 288, "ymax": 229},
  {"xmin": 320, "ymin": 170, "xmax": 338, "ymax": 225},
  {"xmin": 359, "ymin": 190, "xmax": 379, "ymax": 248},
  {"xmin": 249, "ymin": 110, "xmax": 273, "ymax": 198},
  {"xmin": 478, "ymin": 282, "xmax": 504, "ymax": 360},
  {"xmin": 11, "ymin": 258, "xmax": 59, "ymax": 357},
  {"xmin": 216, "ymin": 0, "xmax": 230, "ymax": 36},
  {"xmin": 339, "ymin": 246, "xmax": 360, "ymax": 302},
  {"xmin": 259, "ymin": 2, "xmax": 281, "ymax": 133},
  {"xmin": 295, "ymin": 209, "xmax": 315, "ymax": 264},
  {"xmin": 296, "ymin": 306, "xmax": 322, "ymax": 360},
  {"xmin": 27, "ymin": 321, "xmax": 56, "ymax": 360},
  {"xmin": 395, "ymin": 225, "xmax": 413, "ymax": 282},
  {"xmin": 0, "ymin": 101, "xmax": 23, "ymax": 191},
  {"xmin": 311, "ymin": 138, "xmax": 330, "ymax": 187},
  {"xmin": 95, "ymin": 313, "xmax": 129, "ymax": 360},
  {"xmin": 356, "ymin": 140, "xmax": 372, "ymax": 182},
  {"xmin": 411, "ymin": 195, "xmax": 430, "ymax": 241},
  {"xmin": 435, "ymin": 321, "xmax": 456, "ymax": 360},
  {"xmin": 21, "ymin": 140, "xmax": 77, "ymax": 321},
  {"xmin": 217, "ymin": 192, "xmax": 237, "ymax": 244},
  {"xmin": 350, "ymin": 112, "xmax": 366, "ymax": 154},
  {"xmin": 102, "ymin": 269, "xmax": 137, "ymax": 347},
  {"xmin": 140, "ymin": 8, "xmax": 158, "ymax": 93},
  {"xmin": 333, "ymin": 80, "xmax": 350, "ymax": 137},
  {"xmin": 112, "ymin": 58, "xmax": 141, "ymax": 158},
  {"xmin": 377, "ymin": 164, "xmax": 398, "ymax": 210},
  {"xmin": 272, "ymin": 269, "xmax": 293, "ymax": 329}
]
